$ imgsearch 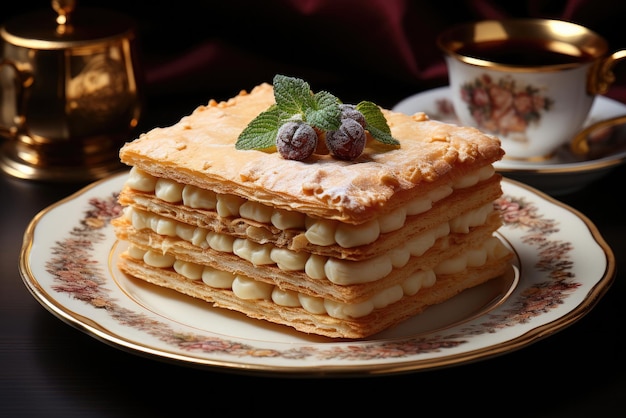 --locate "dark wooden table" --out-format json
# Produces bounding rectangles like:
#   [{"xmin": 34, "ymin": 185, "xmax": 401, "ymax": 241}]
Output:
[{"xmin": 1, "ymin": 101, "xmax": 625, "ymax": 417}]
